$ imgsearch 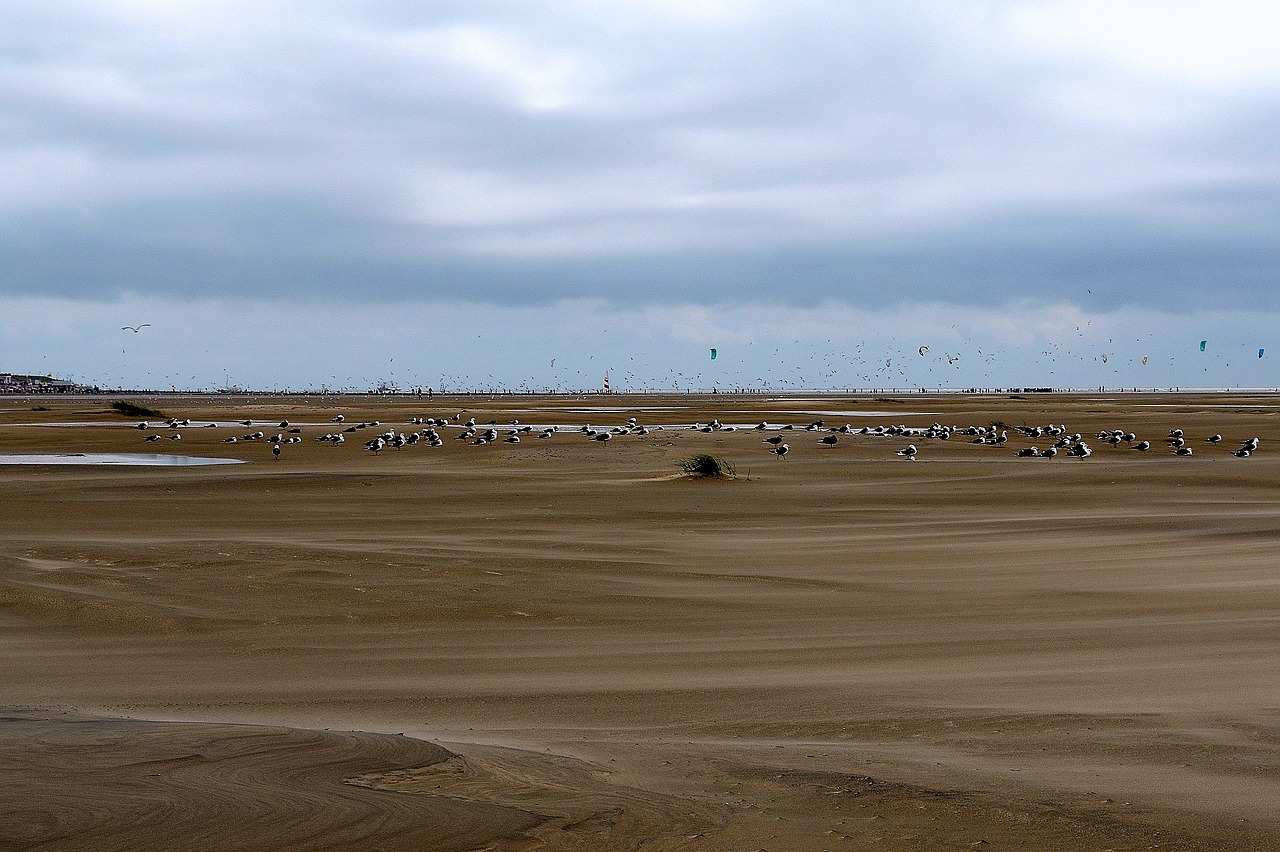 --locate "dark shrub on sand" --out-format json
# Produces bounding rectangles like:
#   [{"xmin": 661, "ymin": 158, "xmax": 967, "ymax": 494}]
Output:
[
  {"xmin": 679, "ymin": 454, "xmax": 736, "ymax": 478},
  {"xmin": 110, "ymin": 400, "xmax": 165, "ymax": 418}
]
